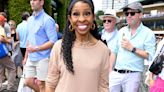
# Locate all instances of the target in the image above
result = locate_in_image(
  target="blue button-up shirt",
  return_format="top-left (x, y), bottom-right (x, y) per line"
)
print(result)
top-left (16, 21), bottom-right (28, 48)
top-left (27, 9), bottom-right (58, 61)
top-left (113, 23), bottom-right (156, 72)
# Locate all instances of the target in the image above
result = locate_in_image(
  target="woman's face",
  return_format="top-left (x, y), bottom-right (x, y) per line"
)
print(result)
top-left (9, 21), bottom-right (16, 31)
top-left (69, 1), bottom-right (95, 36)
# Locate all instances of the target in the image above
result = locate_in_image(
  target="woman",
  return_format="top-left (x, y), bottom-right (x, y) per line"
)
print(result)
top-left (45, 0), bottom-right (110, 92)
top-left (8, 20), bottom-right (18, 54)
top-left (148, 38), bottom-right (164, 92)
top-left (8, 20), bottom-right (23, 78)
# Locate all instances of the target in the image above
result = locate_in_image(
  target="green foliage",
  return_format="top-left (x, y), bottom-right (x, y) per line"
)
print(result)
top-left (56, 0), bottom-right (70, 32)
top-left (44, 0), bottom-right (52, 16)
top-left (95, 10), bottom-right (104, 27)
top-left (8, 0), bottom-right (52, 24)
top-left (8, 0), bottom-right (31, 24)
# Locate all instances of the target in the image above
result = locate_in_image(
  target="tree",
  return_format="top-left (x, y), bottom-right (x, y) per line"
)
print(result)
top-left (95, 10), bottom-right (104, 27)
top-left (0, 0), bottom-right (8, 12)
top-left (56, 0), bottom-right (70, 32)
top-left (8, 0), bottom-right (31, 24)
top-left (8, 0), bottom-right (52, 24)
top-left (44, 0), bottom-right (52, 16)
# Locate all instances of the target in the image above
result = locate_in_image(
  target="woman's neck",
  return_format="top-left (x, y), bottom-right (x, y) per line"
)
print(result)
top-left (75, 34), bottom-right (95, 46)
top-left (76, 34), bottom-right (91, 42)
top-left (11, 30), bottom-right (16, 34)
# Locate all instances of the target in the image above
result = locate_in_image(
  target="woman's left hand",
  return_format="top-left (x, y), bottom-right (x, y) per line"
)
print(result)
top-left (149, 78), bottom-right (154, 87)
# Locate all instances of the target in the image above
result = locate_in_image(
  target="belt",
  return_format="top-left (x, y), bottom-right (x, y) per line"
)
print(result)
top-left (114, 68), bottom-right (136, 74)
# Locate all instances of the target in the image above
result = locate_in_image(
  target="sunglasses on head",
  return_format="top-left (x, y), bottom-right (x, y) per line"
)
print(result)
top-left (103, 20), bottom-right (112, 23)
top-left (124, 11), bottom-right (140, 16)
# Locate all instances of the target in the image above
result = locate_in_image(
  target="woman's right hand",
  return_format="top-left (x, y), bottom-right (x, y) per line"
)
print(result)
top-left (22, 57), bottom-right (27, 66)
top-left (148, 72), bottom-right (155, 86)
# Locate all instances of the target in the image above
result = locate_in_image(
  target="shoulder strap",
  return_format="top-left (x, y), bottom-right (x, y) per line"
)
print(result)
top-left (159, 45), bottom-right (164, 55)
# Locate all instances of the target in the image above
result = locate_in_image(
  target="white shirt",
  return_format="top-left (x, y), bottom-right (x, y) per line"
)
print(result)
top-left (150, 38), bottom-right (164, 80)
top-left (101, 28), bottom-right (118, 52)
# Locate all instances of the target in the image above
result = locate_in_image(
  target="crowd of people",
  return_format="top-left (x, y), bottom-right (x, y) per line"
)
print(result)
top-left (0, 0), bottom-right (164, 92)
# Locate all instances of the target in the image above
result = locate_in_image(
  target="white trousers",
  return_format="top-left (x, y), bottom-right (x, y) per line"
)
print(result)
top-left (109, 71), bottom-right (142, 92)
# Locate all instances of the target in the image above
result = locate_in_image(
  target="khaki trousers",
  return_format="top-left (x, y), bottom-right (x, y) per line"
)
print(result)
top-left (0, 56), bottom-right (16, 90)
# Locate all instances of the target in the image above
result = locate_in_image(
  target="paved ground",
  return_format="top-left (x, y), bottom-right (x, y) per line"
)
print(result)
top-left (1, 78), bottom-right (20, 92)
top-left (1, 67), bottom-right (22, 92)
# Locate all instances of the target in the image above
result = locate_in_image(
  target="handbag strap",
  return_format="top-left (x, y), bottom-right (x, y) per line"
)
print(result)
top-left (159, 45), bottom-right (164, 55)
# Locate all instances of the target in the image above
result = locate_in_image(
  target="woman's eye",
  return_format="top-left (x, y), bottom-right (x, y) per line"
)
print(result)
top-left (72, 12), bottom-right (79, 17)
top-left (84, 12), bottom-right (91, 17)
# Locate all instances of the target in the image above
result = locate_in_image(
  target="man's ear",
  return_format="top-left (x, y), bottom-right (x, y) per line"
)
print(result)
top-left (41, 0), bottom-right (44, 6)
top-left (139, 13), bottom-right (143, 19)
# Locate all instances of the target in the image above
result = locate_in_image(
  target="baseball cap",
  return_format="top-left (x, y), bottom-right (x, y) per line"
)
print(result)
top-left (0, 15), bottom-right (6, 22)
top-left (122, 2), bottom-right (143, 12)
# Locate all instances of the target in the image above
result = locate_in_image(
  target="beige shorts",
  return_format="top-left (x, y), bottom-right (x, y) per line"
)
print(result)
top-left (24, 58), bottom-right (49, 81)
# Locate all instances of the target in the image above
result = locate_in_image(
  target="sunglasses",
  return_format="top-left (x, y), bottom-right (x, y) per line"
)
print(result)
top-left (124, 12), bottom-right (140, 16)
top-left (9, 24), bottom-right (15, 27)
top-left (103, 20), bottom-right (112, 23)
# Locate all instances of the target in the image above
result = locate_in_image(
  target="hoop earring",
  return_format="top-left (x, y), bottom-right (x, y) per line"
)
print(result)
top-left (91, 24), bottom-right (95, 30)
top-left (69, 25), bottom-right (74, 32)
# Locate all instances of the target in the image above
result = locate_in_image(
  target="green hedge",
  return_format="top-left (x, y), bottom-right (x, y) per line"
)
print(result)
top-left (44, 0), bottom-right (52, 16)
top-left (8, 0), bottom-right (31, 24)
top-left (7, 0), bottom-right (68, 32)
top-left (56, 0), bottom-right (70, 32)
top-left (8, 0), bottom-right (51, 24)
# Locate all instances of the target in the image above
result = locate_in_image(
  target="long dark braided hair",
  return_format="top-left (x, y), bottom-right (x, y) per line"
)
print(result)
top-left (61, 0), bottom-right (100, 74)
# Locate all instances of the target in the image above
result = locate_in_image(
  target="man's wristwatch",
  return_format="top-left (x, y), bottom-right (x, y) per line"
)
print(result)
top-left (35, 46), bottom-right (40, 51)
top-left (131, 47), bottom-right (136, 53)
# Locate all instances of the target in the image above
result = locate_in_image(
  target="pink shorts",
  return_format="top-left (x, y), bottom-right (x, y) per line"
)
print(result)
top-left (150, 77), bottom-right (164, 92)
